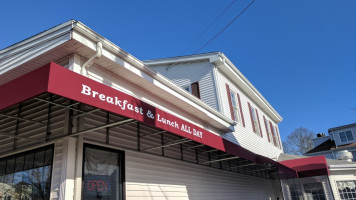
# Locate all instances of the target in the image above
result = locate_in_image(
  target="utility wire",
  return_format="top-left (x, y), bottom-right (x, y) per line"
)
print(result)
top-left (183, 0), bottom-right (237, 54)
top-left (194, 0), bottom-right (256, 54)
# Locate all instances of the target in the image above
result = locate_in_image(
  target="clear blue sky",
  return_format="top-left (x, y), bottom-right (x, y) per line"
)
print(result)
top-left (1, 0), bottom-right (355, 141)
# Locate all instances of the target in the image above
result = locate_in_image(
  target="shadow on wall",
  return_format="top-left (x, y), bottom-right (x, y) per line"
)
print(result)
top-left (125, 151), bottom-right (278, 200)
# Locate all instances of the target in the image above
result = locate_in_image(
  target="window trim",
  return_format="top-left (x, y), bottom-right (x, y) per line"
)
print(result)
top-left (248, 103), bottom-right (261, 136)
top-left (82, 143), bottom-right (126, 200)
top-left (339, 130), bottom-right (354, 143)
top-left (264, 116), bottom-right (272, 143)
top-left (229, 90), bottom-right (242, 124)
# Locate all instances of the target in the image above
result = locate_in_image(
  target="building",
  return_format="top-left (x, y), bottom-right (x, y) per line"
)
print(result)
top-left (278, 153), bottom-right (356, 200)
top-left (144, 52), bottom-right (283, 159)
top-left (0, 20), bottom-right (351, 200)
top-left (0, 20), bottom-right (295, 200)
top-left (305, 123), bottom-right (356, 161)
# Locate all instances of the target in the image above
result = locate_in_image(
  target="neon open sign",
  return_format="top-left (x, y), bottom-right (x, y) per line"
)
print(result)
top-left (87, 180), bottom-right (108, 192)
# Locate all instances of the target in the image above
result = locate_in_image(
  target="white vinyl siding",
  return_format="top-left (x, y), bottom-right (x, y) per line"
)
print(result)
top-left (149, 61), bottom-right (219, 111)
top-left (216, 68), bottom-right (282, 159)
top-left (125, 150), bottom-right (279, 200)
top-left (332, 126), bottom-right (356, 146)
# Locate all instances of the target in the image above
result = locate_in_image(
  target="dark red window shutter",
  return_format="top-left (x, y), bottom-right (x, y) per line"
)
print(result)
top-left (248, 102), bottom-right (255, 133)
top-left (275, 126), bottom-right (282, 149)
top-left (263, 116), bottom-right (270, 142)
top-left (256, 110), bottom-right (262, 137)
top-left (270, 121), bottom-right (277, 146)
top-left (226, 84), bottom-right (235, 121)
top-left (191, 82), bottom-right (200, 99)
top-left (236, 92), bottom-right (245, 127)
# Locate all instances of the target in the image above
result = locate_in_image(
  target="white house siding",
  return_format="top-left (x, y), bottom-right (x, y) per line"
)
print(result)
top-left (329, 170), bottom-right (356, 200)
top-left (149, 61), bottom-right (219, 111)
top-left (330, 126), bottom-right (356, 147)
top-left (216, 69), bottom-right (282, 159)
top-left (125, 150), bottom-right (279, 200)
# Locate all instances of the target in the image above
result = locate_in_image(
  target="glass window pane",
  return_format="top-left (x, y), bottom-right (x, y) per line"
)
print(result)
top-left (24, 154), bottom-right (34, 170)
top-left (340, 132), bottom-right (347, 142)
top-left (303, 183), bottom-right (325, 200)
top-left (230, 91), bottom-right (236, 106)
top-left (0, 146), bottom-right (53, 200)
top-left (15, 156), bottom-right (24, 172)
top-left (0, 161), bottom-right (5, 176)
top-left (44, 149), bottom-right (53, 166)
top-left (6, 159), bottom-right (15, 174)
top-left (346, 131), bottom-right (354, 141)
top-left (83, 146), bottom-right (122, 200)
top-left (34, 151), bottom-right (45, 168)
top-left (337, 181), bottom-right (356, 200)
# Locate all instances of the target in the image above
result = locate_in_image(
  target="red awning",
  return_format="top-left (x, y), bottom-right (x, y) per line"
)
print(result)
top-left (0, 62), bottom-right (297, 178)
top-left (279, 156), bottom-right (329, 177)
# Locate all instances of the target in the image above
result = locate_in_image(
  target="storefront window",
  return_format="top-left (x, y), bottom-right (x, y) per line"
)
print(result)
top-left (0, 145), bottom-right (53, 200)
top-left (303, 182), bottom-right (326, 200)
top-left (289, 185), bottom-right (303, 200)
top-left (337, 181), bottom-right (356, 199)
top-left (83, 145), bottom-right (124, 200)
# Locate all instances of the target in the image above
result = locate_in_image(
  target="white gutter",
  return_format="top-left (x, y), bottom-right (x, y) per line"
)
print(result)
top-left (81, 41), bottom-right (102, 76)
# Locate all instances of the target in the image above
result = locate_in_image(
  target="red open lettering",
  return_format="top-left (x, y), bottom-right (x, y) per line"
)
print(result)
top-left (87, 180), bottom-right (108, 192)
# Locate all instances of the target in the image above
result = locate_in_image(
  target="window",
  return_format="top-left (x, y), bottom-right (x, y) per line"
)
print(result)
top-left (273, 126), bottom-right (280, 148)
top-left (303, 182), bottom-right (326, 200)
top-left (265, 117), bottom-right (273, 143)
top-left (249, 105), bottom-right (261, 136)
top-left (83, 144), bottom-right (124, 200)
top-left (183, 85), bottom-right (191, 93)
top-left (289, 185), bottom-right (303, 200)
top-left (0, 145), bottom-right (53, 200)
top-left (182, 82), bottom-right (200, 98)
top-left (230, 90), bottom-right (242, 123)
top-left (337, 180), bottom-right (356, 199)
top-left (339, 131), bottom-right (354, 143)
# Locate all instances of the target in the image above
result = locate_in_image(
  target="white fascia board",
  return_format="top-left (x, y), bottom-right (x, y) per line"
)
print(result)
top-left (71, 22), bottom-right (235, 131)
top-left (217, 53), bottom-right (282, 123)
top-left (143, 52), bottom-right (220, 65)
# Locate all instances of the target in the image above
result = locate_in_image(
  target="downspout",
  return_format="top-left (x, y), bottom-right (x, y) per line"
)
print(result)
top-left (81, 41), bottom-right (103, 76)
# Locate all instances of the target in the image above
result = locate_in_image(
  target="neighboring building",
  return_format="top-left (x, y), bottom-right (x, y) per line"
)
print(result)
top-left (278, 153), bottom-right (356, 200)
top-left (305, 123), bottom-right (356, 161)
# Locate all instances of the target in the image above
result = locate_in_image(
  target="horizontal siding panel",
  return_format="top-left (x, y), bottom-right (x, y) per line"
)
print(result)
top-left (217, 70), bottom-right (282, 159)
top-left (150, 61), bottom-right (219, 111)
top-left (126, 150), bottom-right (277, 200)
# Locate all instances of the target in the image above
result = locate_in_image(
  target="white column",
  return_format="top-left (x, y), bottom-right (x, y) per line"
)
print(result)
top-left (74, 135), bottom-right (83, 200)
top-left (59, 137), bottom-right (77, 200)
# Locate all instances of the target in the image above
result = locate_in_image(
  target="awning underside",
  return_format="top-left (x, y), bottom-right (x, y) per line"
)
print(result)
top-left (0, 92), bottom-right (280, 179)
